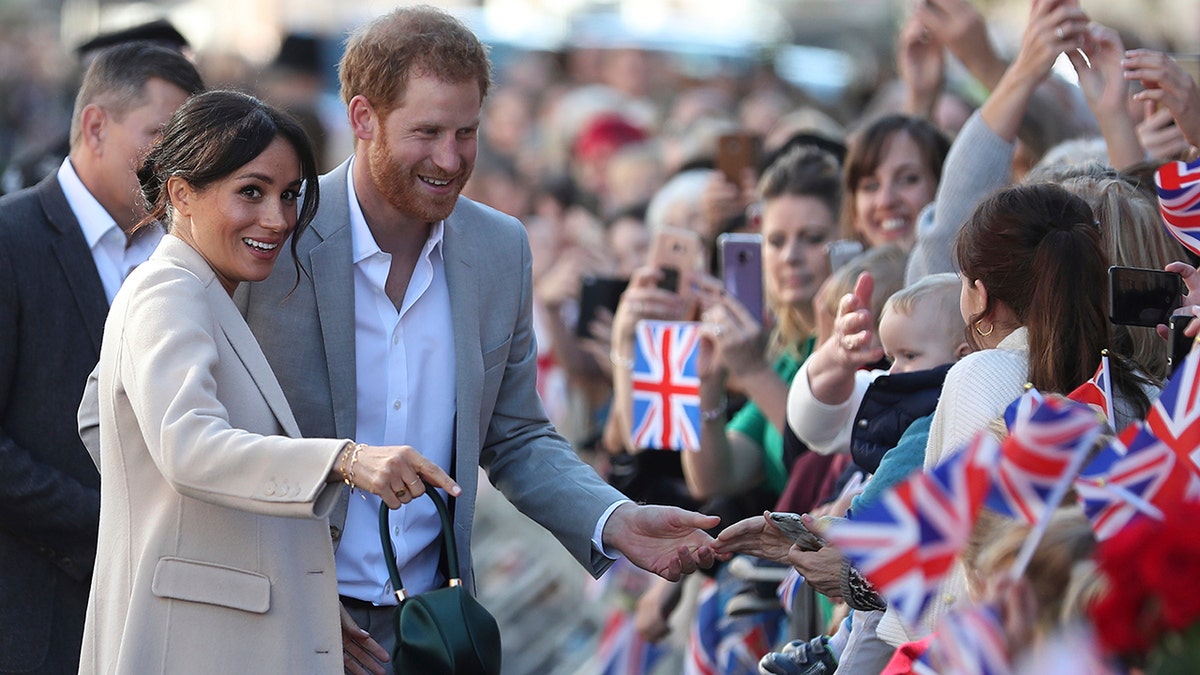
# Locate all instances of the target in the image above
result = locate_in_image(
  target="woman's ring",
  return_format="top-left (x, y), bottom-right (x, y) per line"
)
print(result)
top-left (713, 325), bottom-right (723, 337)
top-left (1055, 25), bottom-right (1065, 40)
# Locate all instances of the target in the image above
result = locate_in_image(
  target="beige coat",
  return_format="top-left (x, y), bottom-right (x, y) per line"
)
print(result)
top-left (80, 235), bottom-right (347, 674)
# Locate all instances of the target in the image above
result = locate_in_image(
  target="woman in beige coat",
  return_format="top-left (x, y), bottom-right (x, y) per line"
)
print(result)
top-left (80, 91), bottom-right (458, 674)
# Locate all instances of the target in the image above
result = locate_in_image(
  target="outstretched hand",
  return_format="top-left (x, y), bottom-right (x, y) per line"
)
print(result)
top-left (603, 503), bottom-right (721, 581)
top-left (712, 511), bottom-right (794, 565)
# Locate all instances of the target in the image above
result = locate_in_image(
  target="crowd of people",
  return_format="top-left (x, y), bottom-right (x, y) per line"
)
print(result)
top-left (2, 0), bottom-right (1200, 673)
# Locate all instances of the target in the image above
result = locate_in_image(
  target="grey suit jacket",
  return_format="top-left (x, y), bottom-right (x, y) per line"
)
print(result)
top-left (81, 235), bottom-right (345, 674)
top-left (237, 159), bottom-right (626, 591)
top-left (0, 174), bottom-right (105, 673)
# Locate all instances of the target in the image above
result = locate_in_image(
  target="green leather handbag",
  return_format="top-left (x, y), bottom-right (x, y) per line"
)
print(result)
top-left (378, 486), bottom-right (502, 674)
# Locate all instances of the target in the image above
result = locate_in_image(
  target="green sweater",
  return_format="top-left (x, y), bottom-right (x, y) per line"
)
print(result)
top-left (726, 336), bottom-right (815, 495)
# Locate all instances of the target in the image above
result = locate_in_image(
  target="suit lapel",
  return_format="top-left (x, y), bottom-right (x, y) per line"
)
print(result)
top-left (442, 206), bottom-right (482, 561)
top-left (40, 177), bottom-right (108, 355)
top-left (307, 161), bottom-right (359, 440)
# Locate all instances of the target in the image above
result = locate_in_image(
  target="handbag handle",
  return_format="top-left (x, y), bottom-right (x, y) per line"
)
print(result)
top-left (378, 484), bottom-right (461, 602)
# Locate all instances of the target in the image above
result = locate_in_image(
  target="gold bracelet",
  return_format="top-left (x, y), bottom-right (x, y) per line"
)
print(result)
top-left (339, 442), bottom-right (355, 486)
top-left (346, 443), bottom-right (366, 490)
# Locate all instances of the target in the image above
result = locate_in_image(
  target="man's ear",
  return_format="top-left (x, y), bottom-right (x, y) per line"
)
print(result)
top-left (79, 104), bottom-right (107, 156)
top-left (347, 95), bottom-right (379, 142)
top-left (165, 176), bottom-right (192, 218)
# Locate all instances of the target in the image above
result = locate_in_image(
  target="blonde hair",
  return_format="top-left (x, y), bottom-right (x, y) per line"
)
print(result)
top-left (882, 273), bottom-right (965, 348)
top-left (971, 506), bottom-right (1096, 634)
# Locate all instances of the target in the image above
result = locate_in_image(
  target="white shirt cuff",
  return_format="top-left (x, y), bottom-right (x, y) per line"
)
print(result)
top-left (592, 499), bottom-right (633, 559)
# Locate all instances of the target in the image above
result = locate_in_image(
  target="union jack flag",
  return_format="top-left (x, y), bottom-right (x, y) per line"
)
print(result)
top-left (631, 321), bottom-right (702, 451)
top-left (985, 393), bottom-right (1102, 524)
top-left (927, 603), bottom-right (1013, 675)
top-left (1144, 340), bottom-right (1200, 475)
top-left (1156, 156), bottom-right (1200, 256)
top-left (824, 432), bottom-right (998, 625)
top-left (1068, 354), bottom-right (1114, 424)
top-left (596, 609), bottom-right (666, 675)
top-left (776, 567), bottom-right (802, 613)
top-left (1074, 422), bottom-right (1200, 541)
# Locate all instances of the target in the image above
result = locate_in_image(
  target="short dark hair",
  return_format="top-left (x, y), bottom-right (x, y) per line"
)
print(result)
top-left (70, 42), bottom-right (204, 147)
top-left (137, 90), bottom-right (319, 278)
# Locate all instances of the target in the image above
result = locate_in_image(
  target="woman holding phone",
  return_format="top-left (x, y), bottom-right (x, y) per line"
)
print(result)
top-left (81, 91), bottom-right (459, 674)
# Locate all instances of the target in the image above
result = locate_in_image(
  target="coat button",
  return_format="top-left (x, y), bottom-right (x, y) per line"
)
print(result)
top-left (857, 419), bottom-right (869, 428)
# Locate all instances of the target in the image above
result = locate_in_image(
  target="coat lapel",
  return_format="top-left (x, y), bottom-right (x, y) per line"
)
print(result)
top-left (40, 177), bottom-right (108, 355)
top-left (159, 236), bottom-right (304, 437)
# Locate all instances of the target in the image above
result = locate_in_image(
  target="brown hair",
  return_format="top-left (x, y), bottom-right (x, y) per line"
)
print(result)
top-left (955, 183), bottom-right (1114, 397)
top-left (338, 5), bottom-right (492, 115)
top-left (137, 90), bottom-right (319, 285)
top-left (841, 114), bottom-right (949, 242)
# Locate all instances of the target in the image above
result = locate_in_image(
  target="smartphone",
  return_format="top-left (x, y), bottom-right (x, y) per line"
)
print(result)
top-left (718, 232), bottom-right (764, 324)
top-left (767, 512), bottom-right (827, 552)
top-left (1108, 266), bottom-right (1184, 327)
top-left (575, 276), bottom-right (628, 339)
top-left (649, 226), bottom-right (703, 297)
top-left (825, 239), bottom-right (864, 274)
top-left (716, 132), bottom-right (763, 185)
top-left (1169, 314), bottom-right (1196, 373)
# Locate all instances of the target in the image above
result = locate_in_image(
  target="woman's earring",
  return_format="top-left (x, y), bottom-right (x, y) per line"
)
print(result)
top-left (974, 320), bottom-right (994, 337)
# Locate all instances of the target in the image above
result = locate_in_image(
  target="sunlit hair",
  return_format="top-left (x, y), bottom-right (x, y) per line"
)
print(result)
top-left (136, 90), bottom-right (319, 283)
top-left (69, 42), bottom-right (204, 148)
top-left (840, 114), bottom-right (949, 243)
top-left (882, 272), bottom-right (964, 345)
top-left (1030, 164), bottom-right (1191, 381)
top-left (338, 5), bottom-right (491, 116)
top-left (973, 506), bottom-right (1096, 634)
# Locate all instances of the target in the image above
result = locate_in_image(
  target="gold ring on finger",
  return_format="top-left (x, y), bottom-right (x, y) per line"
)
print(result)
top-left (395, 488), bottom-right (407, 498)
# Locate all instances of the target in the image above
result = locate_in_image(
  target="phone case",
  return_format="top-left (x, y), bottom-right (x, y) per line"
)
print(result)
top-left (716, 133), bottom-right (762, 185)
top-left (768, 512), bottom-right (827, 551)
top-left (649, 226), bottom-right (703, 299)
top-left (718, 233), bottom-right (764, 324)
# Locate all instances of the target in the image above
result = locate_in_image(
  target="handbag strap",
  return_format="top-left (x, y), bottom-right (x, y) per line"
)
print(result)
top-left (378, 484), bottom-right (461, 602)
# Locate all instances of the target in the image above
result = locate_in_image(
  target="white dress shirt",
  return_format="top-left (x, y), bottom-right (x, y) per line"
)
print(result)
top-left (58, 158), bottom-right (162, 303)
top-left (335, 162), bottom-right (457, 604)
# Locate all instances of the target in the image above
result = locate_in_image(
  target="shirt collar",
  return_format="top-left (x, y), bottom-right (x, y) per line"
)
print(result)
top-left (57, 157), bottom-right (119, 248)
top-left (346, 156), bottom-right (444, 265)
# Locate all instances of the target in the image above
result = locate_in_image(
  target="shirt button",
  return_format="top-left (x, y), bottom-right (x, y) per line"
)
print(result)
top-left (393, 527), bottom-right (401, 536)
top-left (392, 334), bottom-right (400, 345)
top-left (393, 400), bottom-right (402, 410)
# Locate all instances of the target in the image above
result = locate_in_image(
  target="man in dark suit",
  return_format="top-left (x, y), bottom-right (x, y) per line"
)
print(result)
top-left (0, 44), bottom-right (202, 673)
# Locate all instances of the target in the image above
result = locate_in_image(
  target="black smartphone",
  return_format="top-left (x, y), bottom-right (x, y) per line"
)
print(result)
top-left (1108, 266), bottom-right (1184, 328)
top-left (575, 276), bottom-right (628, 339)
top-left (1169, 314), bottom-right (1196, 373)
top-left (718, 232), bottom-right (764, 324)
